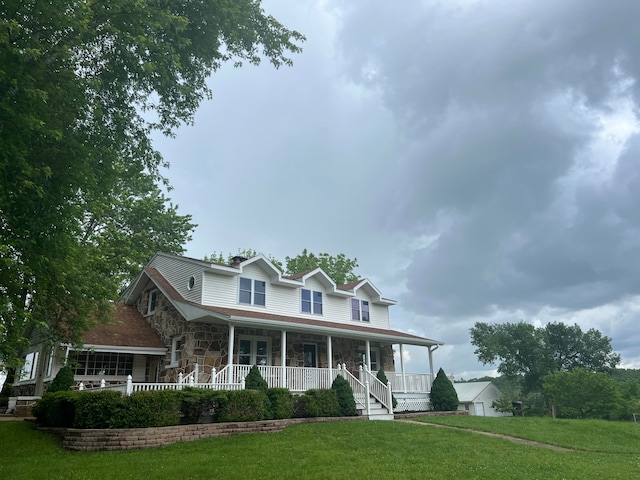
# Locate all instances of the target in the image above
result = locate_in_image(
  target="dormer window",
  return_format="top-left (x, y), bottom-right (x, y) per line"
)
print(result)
top-left (351, 299), bottom-right (370, 322)
top-left (148, 290), bottom-right (158, 315)
top-left (239, 277), bottom-right (266, 306)
top-left (301, 289), bottom-right (323, 314)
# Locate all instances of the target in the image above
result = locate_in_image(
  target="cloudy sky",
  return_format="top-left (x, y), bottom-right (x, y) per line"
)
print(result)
top-left (153, 0), bottom-right (640, 379)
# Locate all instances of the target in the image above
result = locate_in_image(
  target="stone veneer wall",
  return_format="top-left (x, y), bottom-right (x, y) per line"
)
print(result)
top-left (137, 287), bottom-right (396, 382)
top-left (59, 416), bottom-right (366, 451)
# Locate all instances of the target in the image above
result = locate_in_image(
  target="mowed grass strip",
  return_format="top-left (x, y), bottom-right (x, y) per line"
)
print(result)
top-left (415, 415), bottom-right (640, 454)
top-left (0, 419), bottom-right (638, 479)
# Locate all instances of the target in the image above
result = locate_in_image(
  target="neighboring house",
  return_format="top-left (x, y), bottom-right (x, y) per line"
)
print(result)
top-left (14, 252), bottom-right (444, 416)
top-left (453, 381), bottom-right (511, 417)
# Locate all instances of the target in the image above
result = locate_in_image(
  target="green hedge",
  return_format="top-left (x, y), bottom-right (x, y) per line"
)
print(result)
top-left (32, 390), bottom-right (82, 427)
top-left (267, 388), bottom-right (293, 419)
top-left (219, 390), bottom-right (265, 422)
top-left (293, 389), bottom-right (340, 418)
top-left (179, 387), bottom-right (229, 423)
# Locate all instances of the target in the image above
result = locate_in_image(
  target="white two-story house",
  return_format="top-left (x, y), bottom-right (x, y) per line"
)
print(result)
top-left (14, 252), bottom-right (444, 415)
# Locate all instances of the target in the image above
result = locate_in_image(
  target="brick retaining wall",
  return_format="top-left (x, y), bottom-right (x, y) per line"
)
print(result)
top-left (56, 416), bottom-right (366, 451)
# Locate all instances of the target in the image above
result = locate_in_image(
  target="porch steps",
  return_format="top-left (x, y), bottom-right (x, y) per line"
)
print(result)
top-left (355, 394), bottom-right (394, 421)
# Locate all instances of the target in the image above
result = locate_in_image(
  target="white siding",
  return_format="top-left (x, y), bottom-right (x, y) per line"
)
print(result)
top-left (149, 255), bottom-right (204, 303)
top-left (160, 257), bottom-right (394, 329)
top-left (132, 355), bottom-right (146, 382)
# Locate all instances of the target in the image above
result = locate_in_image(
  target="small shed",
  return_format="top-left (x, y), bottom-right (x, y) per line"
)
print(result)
top-left (453, 381), bottom-right (511, 417)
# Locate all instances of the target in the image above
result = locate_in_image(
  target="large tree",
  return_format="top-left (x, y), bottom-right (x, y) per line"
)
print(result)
top-left (470, 321), bottom-right (620, 394)
top-left (205, 248), bottom-right (359, 285)
top-left (0, 1), bottom-right (304, 371)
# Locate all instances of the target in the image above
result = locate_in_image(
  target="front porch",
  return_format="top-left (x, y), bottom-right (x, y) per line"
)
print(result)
top-left (85, 364), bottom-right (433, 416)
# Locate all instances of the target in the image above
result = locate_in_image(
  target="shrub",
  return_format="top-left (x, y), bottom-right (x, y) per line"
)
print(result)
top-left (430, 368), bottom-right (459, 411)
top-left (292, 393), bottom-right (316, 418)
top-left (245, 365), bottom-right (268, 392)
top-left (244, 366), bottom-right (272, 418)
top-left (267, 388), bottom-right (293, 419)
top-left (219, 390), bottom-right (265, 422)
top-left (332, 375), bottom-right (356, 416)
top-left (179, 388), bottom-right (228, 423)
top-left (376, 369), bottom-right (398, 409)
top-left (74, 390), bottom-right (127, 428)
top-left (47, 365), bottom-right (74, 393)
top-left (124, 390), bottom-right (181, 427)
top-left (32, 390), bottom-right (82, 427)
top-left (294, 389), bottom-right (340, 418)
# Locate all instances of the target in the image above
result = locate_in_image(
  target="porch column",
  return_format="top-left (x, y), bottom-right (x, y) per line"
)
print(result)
top-left (365, 339), bottom-right (371, 371)
top-left (281, 329), bottom-right (287, 388)
top-left (428, 345), bottom-right (436, 379)
top-left (227, 324), bottom-right (235, 384)
top-left (327, 335), bottom-right (333, 378)
top-left (399, 344), bottom-right (407, 393)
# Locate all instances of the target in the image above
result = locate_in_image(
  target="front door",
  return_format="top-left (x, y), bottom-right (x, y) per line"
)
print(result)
top-left (303, 343), bottom-right (317, 367)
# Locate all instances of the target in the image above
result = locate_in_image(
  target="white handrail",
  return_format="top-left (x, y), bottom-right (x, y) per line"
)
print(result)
top-left (360, 365), bottom-right (393, 414)
top-left (336, 364), bottom-right (367, 410)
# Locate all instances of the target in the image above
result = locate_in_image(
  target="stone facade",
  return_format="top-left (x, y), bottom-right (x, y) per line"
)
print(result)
top-left (136, 286), bottom-right (396, 382)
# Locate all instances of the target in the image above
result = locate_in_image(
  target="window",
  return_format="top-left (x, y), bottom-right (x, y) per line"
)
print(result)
top-left (301, 289), bottom-right (323, 314)
top-left (303, 343), bottom-right (317, 367)
top-left (351, 299), bottom-right (370, 322)
top-left (20, 351), bottom-right (39, 381)
top-left (68, 351), bottom-right (134, 377)
top-left (358, 347), bottom-right (379, 371)
top-left (187, 276), bottom-right (195, 290)
top-left (148, 290), bottom-right (158, 314)
top-left (238, 336), bottom-right (271, 365)
top-left (170, 337), bottom-right (182, 366)
top-left (239, 277), bottom-right (266, 306)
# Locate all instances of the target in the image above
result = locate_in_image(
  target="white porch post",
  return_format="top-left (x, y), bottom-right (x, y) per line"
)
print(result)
top-left (227, 324), bottom-right (235, 384)
top-left (281, 329), bottom-right (287, 388)
top-left (327, 335), bottom-right (333, 379)
top-left (365, 339), bottom-right (371, 371)
top-left (428, 346), bottom-right (435, 379)
top-left (399, 343), bottom-right (407, 393)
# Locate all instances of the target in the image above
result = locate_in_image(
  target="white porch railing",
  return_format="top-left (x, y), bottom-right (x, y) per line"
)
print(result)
top-left (77, 365), bottom-right (423, 415)
top-left (385, 372), bottom-right (432, 393)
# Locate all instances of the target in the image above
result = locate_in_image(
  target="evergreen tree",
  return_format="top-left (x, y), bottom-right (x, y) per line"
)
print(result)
top-left (430, 368), bottom-right (459, 411)
top-left (47, 365), bottom-right (75, 393)
top-left (332, 375), bottom-right (356, 416)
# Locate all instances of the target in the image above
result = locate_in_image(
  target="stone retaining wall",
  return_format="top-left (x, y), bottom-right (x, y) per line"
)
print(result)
top-left (56, 416), bottom-right (366, 451)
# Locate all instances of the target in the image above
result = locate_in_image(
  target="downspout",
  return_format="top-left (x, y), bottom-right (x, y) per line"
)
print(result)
top-left (428, 345), bottom-right (439, 381)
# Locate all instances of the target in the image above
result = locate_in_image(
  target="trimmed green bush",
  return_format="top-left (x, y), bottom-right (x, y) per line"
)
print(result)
top-left (32, 390), bottom-right (82, 427)
top-left (267, 388), bottom-right (293, 419)
top-left (245, 365), bottom-right (268, 392)
top-left (430, 368), bottom-right (459, 411)
top-left (376, 369), bottom-right (398, 409)
top-left (293, 389), bottom-right (340, 418)
top-left (332, 375), bottom-right (356, 416)
top-left (179, 388), bottom-right (228, 423)
top-left (124, 390), bottom-right (181, 427)
top-left (74, 390), bottom-right (127, 428)
top-left (47, 365), bottom-right (74, 393)
top-left (219, 390), bottom-right (265, 422)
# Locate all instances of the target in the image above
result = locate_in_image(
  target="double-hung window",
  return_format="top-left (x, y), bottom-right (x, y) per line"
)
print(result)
top-left (147, 290), bottom-right (158, 314)
top-left (301, 289), bottom-right (323, 314)
top-left (239, 278), bottom-right (266, 306)
top-left (351, 299), bottom-right (370, 322)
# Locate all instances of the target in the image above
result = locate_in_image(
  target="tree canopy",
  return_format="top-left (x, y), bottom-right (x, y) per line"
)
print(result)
top-left (0, 1), bottom-right (304, 370)
top-left (205, 248), bottom-right (359, 285)
top-left (430, 368), bottom-right (459, 411)
top-left (470, 321), bottom-right (620, 394)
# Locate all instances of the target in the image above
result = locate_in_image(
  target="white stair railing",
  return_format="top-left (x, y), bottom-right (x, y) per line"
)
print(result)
top-left (359, 365), bottom-right (393, 414)
top-left (336, 364), bottom-right (367, 410)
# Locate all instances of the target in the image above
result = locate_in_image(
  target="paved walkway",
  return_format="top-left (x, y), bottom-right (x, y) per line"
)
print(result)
top-left (396, 419), bottom-right (575, 452)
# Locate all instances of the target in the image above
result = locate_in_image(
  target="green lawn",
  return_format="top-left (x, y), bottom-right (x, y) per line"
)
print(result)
top-left (0, 417), bottom-right (638, 479)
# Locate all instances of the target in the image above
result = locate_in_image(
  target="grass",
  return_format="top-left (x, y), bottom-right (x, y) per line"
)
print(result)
top-left (416, 415), bottom-right (640, 454)
top-left (0, 418), bottom-right (638, 479)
